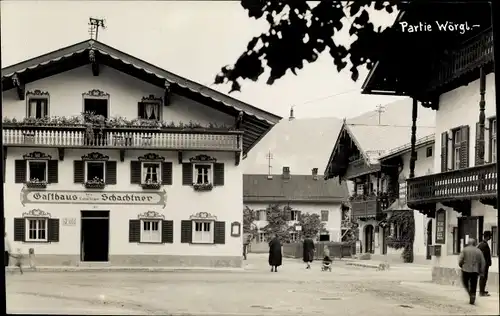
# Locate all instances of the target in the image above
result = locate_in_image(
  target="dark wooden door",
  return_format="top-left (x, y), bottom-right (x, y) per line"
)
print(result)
top-left (426, 221), bottom-right (432, 260)
top-left (365, 225), bottom-right (374, 253)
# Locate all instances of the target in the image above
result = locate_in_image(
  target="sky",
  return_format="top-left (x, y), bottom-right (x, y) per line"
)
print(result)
top-left (1, 1), bottom-right (404, 120)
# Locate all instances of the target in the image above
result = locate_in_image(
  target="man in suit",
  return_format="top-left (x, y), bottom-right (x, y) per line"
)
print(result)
top-left (459, 238), bottom-right (486, 305)
top-left (477, 231), bottom-right (492, 296)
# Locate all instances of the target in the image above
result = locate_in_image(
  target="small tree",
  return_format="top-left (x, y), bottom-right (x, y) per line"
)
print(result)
top-left (291, 213), bottom-right (324, 240)
top-left (262, 204), bottom-right (290, 243)
top-left (243, 206), bottom-right (258, 241)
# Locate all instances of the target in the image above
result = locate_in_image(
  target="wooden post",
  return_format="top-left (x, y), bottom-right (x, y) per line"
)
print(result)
top-left (492, 1), bottom-right (500, 211)
top-left (409, 98), bottom-right (418, 179)
top-left (478, 67), bottom-right (486, 164)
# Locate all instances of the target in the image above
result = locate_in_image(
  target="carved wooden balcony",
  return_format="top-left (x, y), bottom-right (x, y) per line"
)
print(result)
top-left (427, 28), bottom-right (493, 91)
top-left (349, 194), bottom-right (392, 219)
top-left (406, 163), bottom-right (497, 205)
top-left (2, 124), bottom-right (242, 152)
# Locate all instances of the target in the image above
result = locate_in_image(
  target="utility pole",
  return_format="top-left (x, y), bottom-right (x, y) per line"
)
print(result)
top-left (266, 150), bottom-right (273, 176)
top-left (375, 105), bottom-right (385, 125)
top-left (88, 17), bottom-right (106, 41)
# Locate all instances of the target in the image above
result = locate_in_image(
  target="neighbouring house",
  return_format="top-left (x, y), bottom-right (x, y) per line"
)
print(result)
top-left (376, 134), bottom-right (435, 264)
top-left (323, 98), bottom-right (435, 262)
top-left (2, 39), bottom-right (280, 268)
top-left (243, 167), bottom-right (349, 252)
top-left (361, 2), bottom-right (498, 287)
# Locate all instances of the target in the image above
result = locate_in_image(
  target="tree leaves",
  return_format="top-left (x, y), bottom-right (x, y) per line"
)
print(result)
top-left (214, 0), bottom-right (403, 92)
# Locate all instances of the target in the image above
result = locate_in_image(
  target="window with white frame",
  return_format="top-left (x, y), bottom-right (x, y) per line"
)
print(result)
top-left (142, 162), bottom-right (161, 183)
top-left (192, 221), bottom-right (214, 244)
top-left (26, 218), bottom-right (48, 242)
top-left (290, 210), bottom-right (300, 221)
top-left (140, 219), bottom-right (161, 243)
top-left (28, 98), bottom-right (49, 118)
top-left (490, 118), bottom-right (497, 162)
top-left (193, 164), bottom-right (212, 185)
top-left (453, 129), bottom-right (461, 169)
top-left (27, 160), bottom-right (48, 182)
top-left (86, 161), bottom-right (105, 181)
top-left (290, 232), bottom-right (298, 242)
top-left (258, 232), bottom-right (266, 243)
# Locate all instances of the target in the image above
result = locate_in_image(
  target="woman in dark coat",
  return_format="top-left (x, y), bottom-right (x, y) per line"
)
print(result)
top-left (268, 234), bottom-right (282, 272)
top-left (303, 235), bottom-right (315, 269)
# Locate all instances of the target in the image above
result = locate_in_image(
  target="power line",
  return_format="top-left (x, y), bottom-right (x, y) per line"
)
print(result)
top-left (295, 88), bottom-right (360, 107)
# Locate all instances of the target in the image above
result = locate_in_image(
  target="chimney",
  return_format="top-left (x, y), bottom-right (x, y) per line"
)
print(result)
top-left (289, 106), bottom-right (295, 121)
top-left (282, 166), bottom-right (291, 180)
top-left (312, 168), bottom-right (318, 180)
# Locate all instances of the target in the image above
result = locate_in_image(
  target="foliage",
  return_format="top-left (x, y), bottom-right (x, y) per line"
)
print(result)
top-left (262, 204), bottom-right (291, 243)
top-left (291, 213), bottom-right (324, 239)
top-left (386, 210), bottom-right (415, 263)
top-left (243, 206), bottom-right (258, 241)
top-left (214, 0), bottom-right (403, 92)
top-left (2, 114), bottom-right (233, 131)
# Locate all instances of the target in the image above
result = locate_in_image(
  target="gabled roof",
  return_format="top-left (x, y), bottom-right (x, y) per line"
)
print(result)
top-left (1, 39), bottom-right (281, 154)
top-left (378, 134), bottom-right (435, 161)
top-left (243, 116), bottom-right (343, 175)
top-left (243, 174), bottom-right (348, 203)
top-left (324, 98), bottom-right (436, 178)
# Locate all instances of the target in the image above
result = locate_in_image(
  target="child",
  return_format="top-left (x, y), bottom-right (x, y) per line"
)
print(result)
top-left (11, 248), bottom-right (24, 275)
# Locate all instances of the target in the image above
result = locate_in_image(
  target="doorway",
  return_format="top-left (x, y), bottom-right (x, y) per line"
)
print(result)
top-left (84, 98), bottom-right (108, 118)
top-left (364, 225), bottom-right (374, 253)
top-left (458, 216), bottom-right (484, 249)
top-left (81, 211), bottom-right (109, 262)
top-left (426, 220), bottom-right (432, 260)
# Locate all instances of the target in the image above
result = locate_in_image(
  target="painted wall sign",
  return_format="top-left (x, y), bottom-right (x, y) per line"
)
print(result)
top-left (62, 218), bottom-right (77, 226)
top-left (435, 209), bottom-right (446, 244)
top-left (231, 221), bottom-right (241, 237)
top-left (21, 187), bottom-right (166, 208)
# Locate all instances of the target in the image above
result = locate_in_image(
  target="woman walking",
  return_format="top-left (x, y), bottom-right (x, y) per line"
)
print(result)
top-left (268, 234), bottom-right (282, 272)
top-left (303, 235), bottom-right (315, 269)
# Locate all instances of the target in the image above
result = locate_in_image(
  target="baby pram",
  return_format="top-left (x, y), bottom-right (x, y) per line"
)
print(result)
top-left (321, 256), bottom-right (332, 272)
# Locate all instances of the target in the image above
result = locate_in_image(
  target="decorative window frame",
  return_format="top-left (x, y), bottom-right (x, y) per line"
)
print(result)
top-left (82, 89), bottom-right (110, 116)
top-left (23, 152), bottom-right (51, 188)
top-left (26, 90), bottom-right (50, 118)
top-left (82, 152), bottom-right (108, 188)
top-left (139, 153), bottom-right (164, 188)
top-left (190, 155), bottom-right (216, 191)
top-left (230, 221), bottom-right (241, 237)
top-left (138, 211), bottom-right (165, 244)
top-left (22, 209), bottom-right (51, 243)
top-left (190, 212), bottom-right (217, 244)
top-left (138, 95), bottom-right (163, 121)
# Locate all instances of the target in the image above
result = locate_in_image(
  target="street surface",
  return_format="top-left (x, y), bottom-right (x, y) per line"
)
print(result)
top-left (6, 254), bottom-right (499, 315)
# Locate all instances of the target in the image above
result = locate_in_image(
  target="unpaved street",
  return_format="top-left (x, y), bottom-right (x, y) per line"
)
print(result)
top-left (6, 255), bottom-right (499, 315)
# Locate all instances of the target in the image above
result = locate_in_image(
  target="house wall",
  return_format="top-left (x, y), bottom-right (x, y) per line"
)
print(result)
top-left (244, 201), bottom-right (343, 251)
top-left (430, 74), bottom-right (498, 286)
top-left (4, 148), bottom-right (242, 267)
top-left (2, 65), bottom-right (234, 126)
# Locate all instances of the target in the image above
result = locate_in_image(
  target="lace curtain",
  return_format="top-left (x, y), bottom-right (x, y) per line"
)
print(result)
top-left (144, 103), bottom-right (158, 120)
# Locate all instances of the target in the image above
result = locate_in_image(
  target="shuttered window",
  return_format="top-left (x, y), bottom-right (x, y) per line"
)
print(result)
top-left (14, 217), bottom-right (59, 243)
top-left (183, 162), bottom-right (224, 189)
top-left (181, 220), bottom-right (225, 244)
top-left (452, 129), bottom-right (461, 170)
top-left (74, 160), bottom-right (116, 186)
top-left (450, 125), bottom-right (470, 170)
top-left (321, 210), bottom-right (329, 222)
top-left (440, 132), bottom-right (449, 172)
top-left (128, 219), bottom-right (173, 244)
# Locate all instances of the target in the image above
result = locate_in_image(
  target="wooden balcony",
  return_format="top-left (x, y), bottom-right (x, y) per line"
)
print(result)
top-left (406, 163), bottom-right (497, 205)
top-left (350, 194), bottom-right (392, 219)
top-left (427, 28), bottom-right (493, 91)
top-left (2, 125), bottom-right (242, 151)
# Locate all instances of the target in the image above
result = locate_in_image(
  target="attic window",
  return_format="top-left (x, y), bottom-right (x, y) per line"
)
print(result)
top-left (26, 90), bottom-right (50, 119)
top-left (138, 95), bottom-right (162, 120)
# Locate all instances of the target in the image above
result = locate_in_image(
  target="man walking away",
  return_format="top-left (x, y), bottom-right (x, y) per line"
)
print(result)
top-left (458, 238), bottom-right (486, 305)
top-left (303, 235), bottom-right (315, 269)
top-left (478, 231), bottom-right (492, 296)
top-left (243, 235), bottom-right (251, 260)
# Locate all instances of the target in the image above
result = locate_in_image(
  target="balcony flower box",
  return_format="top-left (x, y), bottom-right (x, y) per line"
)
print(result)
top-left (84, 177), bottom-right (105, 189)
top-left (141, 180), bottom-right (162, 190)
top-left (26, 179), bottom-right (47, 189)
top-left (193, 183), bottom-right (213, 192)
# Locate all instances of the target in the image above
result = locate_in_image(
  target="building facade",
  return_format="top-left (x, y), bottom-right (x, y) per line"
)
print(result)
top-left (2, 39), bottom-right (280, 268)
top-left (361, 2), bottom-right (498, 287)
top-left (243, 167), bottom-right (349, 252)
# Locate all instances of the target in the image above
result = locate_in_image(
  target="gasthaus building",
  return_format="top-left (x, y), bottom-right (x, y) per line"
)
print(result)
top-left (361, 3), bottom-right (498, 287)
top-left (2, 39), bottom-right (280, 268)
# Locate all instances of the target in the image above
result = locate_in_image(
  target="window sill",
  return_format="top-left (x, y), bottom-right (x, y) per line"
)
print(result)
top-left (191, 241), bottom-right (215, 245)
top-left (138, 241), bottom-right (163, 244)
top-left (23, 240), bottom-right (50, 243)
top-left (26, 182), bottom-right (48, 189)
top-left (141, 183), bottom-right (162, 190)
top-left (193, 183), bottom-right (213, 192)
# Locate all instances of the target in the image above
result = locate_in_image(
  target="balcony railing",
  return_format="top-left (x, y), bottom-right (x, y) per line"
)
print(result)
top-left (407, 163), bottom-right (497, 205)
top-left (2, 125), bottom-right (242, 151)
top-left (349, 194), bottom-right (393, 219)
top-left (428, 28), bottom-right (493, 90)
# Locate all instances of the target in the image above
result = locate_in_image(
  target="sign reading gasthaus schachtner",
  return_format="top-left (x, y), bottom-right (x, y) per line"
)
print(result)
top-left (21, 188), bottom-right (166, 207)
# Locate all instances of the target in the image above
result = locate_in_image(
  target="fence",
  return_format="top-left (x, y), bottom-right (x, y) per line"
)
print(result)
top-left (282, 241), bottom-right (355, 260)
